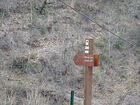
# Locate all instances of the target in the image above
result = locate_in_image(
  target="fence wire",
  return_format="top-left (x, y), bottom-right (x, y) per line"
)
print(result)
top-left (0, 0), bottom-right (139, 105)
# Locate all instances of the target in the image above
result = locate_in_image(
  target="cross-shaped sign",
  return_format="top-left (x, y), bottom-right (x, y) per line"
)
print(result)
top-left (73, 38), bottom-right (99, 105)
top-left (73, 54), bottom-right (99, 66)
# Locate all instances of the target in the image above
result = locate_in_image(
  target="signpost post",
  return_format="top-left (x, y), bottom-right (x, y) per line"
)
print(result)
top-left (70, 90), bottom-right (74, 105)
top-left (73, 38), bottom-right (99, 105)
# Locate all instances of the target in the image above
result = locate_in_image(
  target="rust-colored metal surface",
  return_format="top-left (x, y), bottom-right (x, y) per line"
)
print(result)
top-left (94, 54), bottom-right (99, 66)
top-left (73, 54), bottom-right (99, 67)
top-left (73, 54), bottom-right (94, 66)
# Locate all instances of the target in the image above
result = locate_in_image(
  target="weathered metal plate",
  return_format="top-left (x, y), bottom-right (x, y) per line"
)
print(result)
top-left (94, 54), bottom-right (99, 66)
top-left (73, 54), bottom-right (94, 66)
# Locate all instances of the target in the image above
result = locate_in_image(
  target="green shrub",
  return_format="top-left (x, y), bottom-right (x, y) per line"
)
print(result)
top-left (31, 13), bottom-right (38, 25)
top-left (100, 54), bottom-right (115, 66)
top-left (108, 58), bottom-right (115, 65)
top-left (39, 3), bottom-right (53, 17)
top-left (0, 11), bottom-right (4, 19)
top-left (30, 2), bottom-right (40, 25)
top-left (41, 5), bottom-right (50, 17)
top-left (40, 25), bottom-right (46, 34)
top-left (94, 67), bottom-right (101, 77)
top-left (107, 88), bottom-right (114, 94)
top-left (74, 2), bottom-right (81, 11)
top-left (0, 9), bottom-right (7, 19)
top-left (136, 74), bottom-right (140, 81)
top-left (0, 99), bottom-right (4, 105)
top-left (27, 40), bottom-right (41, 48)
top-left (11, 57), bottom-right (28, 73)
top-left (10, 54), bottom-right (40, 74)
top-left (88, 4), bottom-right (94, 11)
top-left (30, 2), bottom-right (54, 25)
top-left (119, 71), bottom-right (127, 79)
top-left (135, 47), bottom-right (140, 54)
top-left (135, 47), bottom-right (140, 61)
top-left (6, 86), bottom-right (27, 98)
top-left (129, 28), bottom-right (140, 47)
top-left (95, 37), bottom-right (108, 48)
top-left (113, 41), bottom-right (123, 50)
top-left (28, 53), bottom-right (37, 61)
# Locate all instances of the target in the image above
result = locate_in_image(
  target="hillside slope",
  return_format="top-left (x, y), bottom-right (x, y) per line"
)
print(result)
top-left (0, 0), bottom-right (140, 105)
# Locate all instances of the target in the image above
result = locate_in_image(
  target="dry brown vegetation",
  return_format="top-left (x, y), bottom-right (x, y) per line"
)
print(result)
top-left (0, 0), bottom-right (140, 105)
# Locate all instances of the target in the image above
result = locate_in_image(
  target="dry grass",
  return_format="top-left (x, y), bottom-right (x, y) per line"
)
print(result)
top-left (0, 70), bottom-right (66, 105)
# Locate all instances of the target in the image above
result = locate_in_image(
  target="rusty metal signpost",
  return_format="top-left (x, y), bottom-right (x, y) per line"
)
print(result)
top-left (73, 38), bottom-right (99, 105)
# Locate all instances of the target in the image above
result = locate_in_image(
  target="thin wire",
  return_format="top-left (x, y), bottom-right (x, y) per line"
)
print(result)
top-left (58, 0), bottom-right (137, 47)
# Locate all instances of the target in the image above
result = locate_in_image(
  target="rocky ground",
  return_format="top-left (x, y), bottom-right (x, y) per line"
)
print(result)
top-left (0, 0), bottom-right (140, 105)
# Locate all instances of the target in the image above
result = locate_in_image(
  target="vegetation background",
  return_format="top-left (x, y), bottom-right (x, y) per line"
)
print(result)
top-left (0, 0), bottom-right (140, 105)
